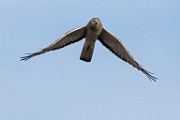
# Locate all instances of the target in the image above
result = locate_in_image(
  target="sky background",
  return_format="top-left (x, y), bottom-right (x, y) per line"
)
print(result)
top-left (0, 0), bottom-right (180, 120)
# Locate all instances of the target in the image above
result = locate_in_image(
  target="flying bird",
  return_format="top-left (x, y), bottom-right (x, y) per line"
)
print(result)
top-left (21, 18), bottom-right (157, 81)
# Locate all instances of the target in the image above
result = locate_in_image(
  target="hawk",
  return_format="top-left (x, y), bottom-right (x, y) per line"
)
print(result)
top-left (21, 18), bottom-right (157, 81)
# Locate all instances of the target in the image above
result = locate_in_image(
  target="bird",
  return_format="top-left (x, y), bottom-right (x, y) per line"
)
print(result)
top-left (20, 18), bottom-right (157, 81)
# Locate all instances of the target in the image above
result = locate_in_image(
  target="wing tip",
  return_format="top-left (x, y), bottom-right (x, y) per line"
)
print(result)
top-left (142, 69), bottom-right (158, 82)
top-left (20, 53), bottom-right (36, 61)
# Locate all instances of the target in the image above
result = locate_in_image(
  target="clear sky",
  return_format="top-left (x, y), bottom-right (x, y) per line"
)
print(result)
top-left (0, 0), bottom-right (180, 120)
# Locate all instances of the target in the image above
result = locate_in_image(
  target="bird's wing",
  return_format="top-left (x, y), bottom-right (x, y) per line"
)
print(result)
top-left (21, 26), bottom-right (86, 61)
top-left (98, 27), bottom-right (157, 81)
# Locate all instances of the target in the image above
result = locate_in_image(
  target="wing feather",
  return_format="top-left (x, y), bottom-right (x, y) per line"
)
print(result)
top-left (21, 26), bottom-right (86, 61)
top-left (98, 28), bottom-right (157, 81)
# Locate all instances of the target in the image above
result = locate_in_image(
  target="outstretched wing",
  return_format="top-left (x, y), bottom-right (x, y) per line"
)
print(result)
top-left (21, 26), bottom-right (86, 61)
top-left (98, 28), bottom-right (157, 81)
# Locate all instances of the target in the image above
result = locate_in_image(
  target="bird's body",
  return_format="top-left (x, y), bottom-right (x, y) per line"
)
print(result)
top-left (80, 19), bottom-right (103, 62)
top-left (21, 18), bottom-right (157, 81)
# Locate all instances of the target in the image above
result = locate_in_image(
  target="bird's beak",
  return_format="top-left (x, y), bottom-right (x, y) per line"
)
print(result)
top-left (94, 19), bottom-right (99, 24)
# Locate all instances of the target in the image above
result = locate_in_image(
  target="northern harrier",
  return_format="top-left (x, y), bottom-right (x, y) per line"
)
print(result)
top-left (21, 18), bottom-right (157, 81)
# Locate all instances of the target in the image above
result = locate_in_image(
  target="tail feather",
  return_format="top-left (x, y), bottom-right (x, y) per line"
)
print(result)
top-left (80, 41), bottom-right (95, 62)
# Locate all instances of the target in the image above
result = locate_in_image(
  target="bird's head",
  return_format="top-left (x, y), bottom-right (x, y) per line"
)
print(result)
top-left (89, 18), bottom-right (102, 30)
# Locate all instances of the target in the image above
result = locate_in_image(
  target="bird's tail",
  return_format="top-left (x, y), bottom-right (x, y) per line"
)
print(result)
top-left (80, 41), bottom-right (95, 62)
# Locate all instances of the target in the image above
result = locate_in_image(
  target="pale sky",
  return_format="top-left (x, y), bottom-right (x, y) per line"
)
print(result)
top-left (0, 0), bottom-right (180, 120)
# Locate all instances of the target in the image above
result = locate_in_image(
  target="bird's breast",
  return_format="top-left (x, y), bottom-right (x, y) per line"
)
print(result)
top-left (86, 27), bottom-right (102, 42)
top-left (86, 31), bottom-right (99, 42)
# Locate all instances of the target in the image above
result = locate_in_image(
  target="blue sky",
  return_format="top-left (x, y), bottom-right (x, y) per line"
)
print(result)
top-left (0, 0), bottom-right (180, 120)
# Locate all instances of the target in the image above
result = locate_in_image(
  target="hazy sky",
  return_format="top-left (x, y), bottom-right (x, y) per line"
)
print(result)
top-left (0, 0), bottom-right (180, 120)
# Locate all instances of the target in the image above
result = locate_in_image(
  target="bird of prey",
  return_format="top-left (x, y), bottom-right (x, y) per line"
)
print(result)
top-left (21, 18), bottom-right (157, 81)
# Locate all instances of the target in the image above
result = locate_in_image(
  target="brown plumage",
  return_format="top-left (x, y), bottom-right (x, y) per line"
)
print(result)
top-left (21, 18), bottom-right (157, 81)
